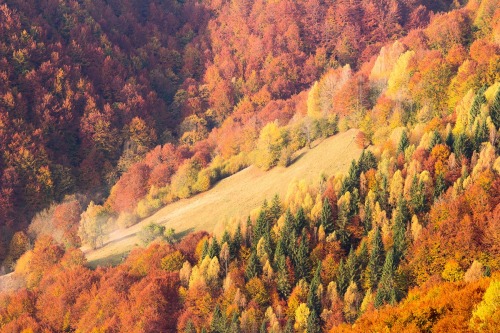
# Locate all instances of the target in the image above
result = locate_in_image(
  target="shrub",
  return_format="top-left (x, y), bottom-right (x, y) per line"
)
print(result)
top-left (138, 223), bottom-right (166, 245)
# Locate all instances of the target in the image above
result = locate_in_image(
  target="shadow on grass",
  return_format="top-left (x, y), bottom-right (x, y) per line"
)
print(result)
top-left (88, 251), bottom-right (129, 269)
top-left (87, 227), bottom-right (195, 269)
top-left (174, 227), bottom-right (194, 241)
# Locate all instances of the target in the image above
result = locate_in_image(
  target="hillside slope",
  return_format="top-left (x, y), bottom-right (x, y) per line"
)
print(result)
top-left (86, 129), bottom-right (362, 266)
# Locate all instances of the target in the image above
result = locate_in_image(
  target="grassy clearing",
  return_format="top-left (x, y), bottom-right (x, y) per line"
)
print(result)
top-left (85, 129), bottom-right (363, 266)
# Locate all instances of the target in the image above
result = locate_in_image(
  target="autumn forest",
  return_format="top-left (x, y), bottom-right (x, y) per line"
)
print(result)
top-left (0, 0), bottom-right (500, 332)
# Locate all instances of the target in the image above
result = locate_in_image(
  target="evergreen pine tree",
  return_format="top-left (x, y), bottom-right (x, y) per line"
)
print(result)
top-left (358, 241), bottom-right (369, 271)
top-left (246, 216), bottom-right (253, 246)
top-left (393, 197), bottom-right (408, 265)
top-left (228, 313), bottom-right (240, 333)
top-left (397, 130), bottom-right (409, 154)
top-left (231, 224), bottom-right (242, 258)
top-left (201, 239), bottom-right (209, 261)
top-left (208, 237), bottom-right (220, 258)
top-left (336, 258), bottom-right (350, 297)
top-left (374, 249), bottom-right (397, 308)
top-left (454, 132), bottom-right (472, 159)
top-left (294, 229), bottom-right (310, 280)
top-left (346, 247), bottom-right (360, 284)
top-left (270, 194), bottom-right (282, 221)
top-left (283, 209), bottom-right (294, 253)
top-left (321, 197), bottom-right (335, 234)
top-left (358, 150), bottom-right (377, 173)
top-left (254, 210), bottom-right (268, 244)
top-left (295, 207), bottom-right (307, 233)
top-left (377, 175), bottom-right (389, 211)
top-left (336, 203), bottom-right (351, 250)
top-left (307, 263), bottom-right (322, 315)
top-left (490, 87), bottom-right (500, 129)
top-left (341, 160), bottom-right (360, 194)
top-left (473, 120), bottom-right (488, 152)
top-left (434, 173), bottom-right (446, 199)
top-left (429, 130), bottom-right (442, 150)
top-left (276, 252), bottom-right (291, 298)
top-left (363, 199), bottom-right (373, 234)
top-left (369, 227), bottom-right (385, 289)
top-left (263, 228), bottom-right (274, 263)
top-left (210, 304), bottom-right (226, 333)
top-left (470, 86), bottom-right (487, 120)
top-left (306, 309), bottom-right (321, 333)
top-left (245, 250), bottom-right (262, 280)
top-left (410, 175), bottom-right (425, 214)
top-left (221, 231), bottom-right (231, 247)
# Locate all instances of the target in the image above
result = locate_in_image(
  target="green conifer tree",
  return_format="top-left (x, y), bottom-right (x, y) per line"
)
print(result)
top-left (228, 313), bottom-right (240, 333)
top-left (429, 130), bottom-right (442, 150)
top-left (208, 237), bottom-right (220, 258)
top-left (321, 197), bottom-right (335, 234)
top-left (470, 86), bottom-right (487, 120)
top-left (201, 239), bottom-right (209, 261)
top-left (270, 194), bottom-right (282, 221)
top-left (231, 224), bottom-right (242, 258)
top-left (210, 304), bottom-right (226, 333)
top-left (294, 229), bottom-right (310, 280)
top-left (369, 227), bottom-right (385, 289)
top-left (397, 130), bottom-right (409, 154)
top-left (306, 309), bottom-right (321, 333)
top-left (490, 87), bottom-right (500, 129)
top-left (363, 199), bottom-right (373, 234)
top-left (374, 249), bottom-right (397, 308)
top-left (295, 207), bottom-right (307, 233)
top-left (434, 172), bottom-right (446, 199)
top-left (336, 258), bottom-right (350, 297)
top-left (245, 250), bottom-right (262, 280)
top-left (307, 263), bottom-right (322, 315)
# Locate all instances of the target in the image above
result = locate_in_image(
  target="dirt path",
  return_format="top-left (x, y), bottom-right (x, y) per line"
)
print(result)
top-left (85, 129), bottom-right (363, 267)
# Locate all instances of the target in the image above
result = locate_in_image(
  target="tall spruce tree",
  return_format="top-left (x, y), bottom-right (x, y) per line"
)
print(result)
top-left (336, 258), bottom-right (350, 296)
top-left (429, 130), bottom-right (442, 150)
top-left (307, 263), bottom-right (322, 315)
top-left (270, 194), bottom-right (282, 221)
top-left (470, 86), bottom-right (487, 120)
top-left (306, 309), bottom-right (321, 333)
top-left (393, 197), bottom-right (408, 265)
top-left (321, 197), bottom-right (335, 234)
top-left (295, 207), bottom-right (307, 232)
top-left (434, 173), bottom-right (446, 199)
top-left (210, 304), bottom-right (226, 333)
top-left (231, 224), bottom-right (242, 258)
top-left (294, 229), bottom-right (310, 280)
top-left (358, 150), bottom-right (377, 173)
top-left (369, 227), bottom-right (385, 289)
top-left (228, 313), bottom-right (240, 333)
top-left (374, 249), bottom-right (397, 308)
top-left (454, 132), bottom-right (472, 159)
top-left (336, 202), bottom-right (351, 250)
top-left (363, 199), bottom-right (373, 234)
top-left (397, 130), bottom-right (409, 154)
top-left (490, 87), bottom-right (500, 129)
top-left (346, 247), bottom-right (360, 284)
top-left (245, 250), bottom-right (262, 280)
top-left (208, 237), bottom-right (220, 258)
